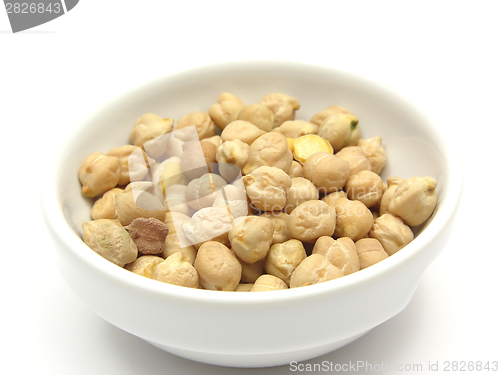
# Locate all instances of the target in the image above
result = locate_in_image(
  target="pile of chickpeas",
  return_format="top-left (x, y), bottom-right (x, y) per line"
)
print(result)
top-left (78, 92), bottom-right (438, 292)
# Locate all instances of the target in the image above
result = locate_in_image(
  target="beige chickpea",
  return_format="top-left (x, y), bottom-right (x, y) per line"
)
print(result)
top-left (355, 238), bottom-right (389, 269)
top-left (369, 213), bottom-right (414, 255)
top-left (203, 135), bottom-right (223, 148)
top-left (82, 220), bottom-right (138, 267)
top-left (212, 184), bottom-right (250, 219)
top-left (173, 111), bottom-right (215, 140)
top-left (163, 212), bottom-right (197, 264)
top-left (260, 211), bottom-right (293, 245)
top-left (285, 177), bottom-right (319, 214)
top-left (272, 120), bottom-right (318, 139)
top-left (317, 113), bottom-right (360, 152)
top-left (321, 191), bottom-right (348, 211)
top-left (345, 170), bottom-right (385, 208)
top-left (115, 187), bottom-right (166, 226)
top-left (289, 200), bottom-right (335, 243)
top-left (185, 173), bottom-right (227, 210)
top-left (243, 132), bottom-right (293, 175)
top-left (358, 137), bottom-right (387, 175)
top-left (310, 105), bottom-right (351, 126)
top-left (243, 166), bottom-right (292, 212)
top-left (79, 152), bottom-right (122, 197)
top-left (181, 206), bottom-right (233, 247)
top-left (91, 188), bottom-right (124, 220)
top-left (335, 146), bottom-right (371, 176)
top-left (379, 177), bottom-right (403, 215)
top-left (228, 216), bottom-right (274, 263)
top-left (288, 160), bottom-right (304, 178)
top-left (209, 92), bottom-right (245, 130)
top-left (130, 113), bottom-right (174, 147)
top-left (312, 236), bottom-right (359, 275)
top-left (303, 152), bottom-right (350, 193)
top-left (333, 197), bottom-right (373, 241)
top-left (238, 257), bottom-right (265, 283)
top-left (152, 157), bottom-right (188, 189)
top-left (107, 145), bottom-right (152, 186)
top-left (194, 241), bottom-right (242, 291)
top-left (265, 239), bottom-right (307, 285)
top-left (293, 134), bottom-right (333, 164)
top-left (164, 184), bottom-right (193, 216)
top-left (387, 176), bottom-right (438, 226)
top-left (216, 139), bottom-right (250, 182)
top-left (251, 275), bottom-right (288, 292)
top-left (180, 140), bottom-right (217, 181)
top-left (235, 283), bottom-right (254, 292)
top-left (259, 93), bottom-right (300, 127)
top-left (290, 254), bottom-right (343, 288)
top-left (153, 252), bottom-right (199, 288)
top-left (221, 120), bottom-right (265, 145)
top-left (229, 104), bottom-right (274, 132)
top-left (124, 255), bottom-right (163, 278)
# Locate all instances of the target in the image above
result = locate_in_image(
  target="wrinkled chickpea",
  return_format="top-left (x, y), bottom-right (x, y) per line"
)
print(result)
top-left (369, 213), bottom-right (414, 255)
top-left (243, 132), bottom-right (293, 175)
top-left (243, 166), bottom-right (292, 212)
top-left (345, 170), bottom-right (385, 208)
top-left (107, 145), bottom-right (153, 186)
top-left (185, 173), bottom-right (227, 210)
top-left (221, 120), bottom-right (265, 145)
top-left (312, 236), bottom-right (360, 275)
top-left (272, 120), bottom-right (318, 139)
top-left (130, 113), bottom-right (174, 148)
top-left (293, 134), bottom-right (333, 164)
top-left (288, 160), bottom-right (304, 178)
top-left (174, 111), bottom-right (215, 140)
top-left (209, 92), bottom-right (245, 130)
top-left (321, 191), bottom-right (348, 211)
top-left (230, 104), bottom-right (275, 132)
top-left (228, 216), bottom-right (274, 263)
top-left (91, 188), bottom-right (124, 220)
top-left (317, 113), bottom-right (360, 152)
top-left (333, 197), bottom-right (373, 241)
top-left (259, 93), bottom-right (300, 127)
top-left (79, 152), bottom-right (122, 197)
top-left (335, 146), bottom-right (371, 176)
top-left (115, 187), bottom-right (166, 226)
top-left (125, 255), bottom-right (164, 278)
top-left (203, 135), bottom-right (223, 148)
top-left (358, 137), bottom-right (387, 175)
top-left (212, 184), bottom-right (250, 219)
top-left (303, 152), bottom-right (350, 193)
top-left (164, 184), bottom-right (192, 216)
top-left (154, 252), bottom-right (199, 288)
top-left (265, 239), bottom-right (307, 285)
top-left (289, 200), bottom-right (335, 243)
top-left (180, 140), bottom-right (217, 181)
top-left (285, 177), bottom-right (319, 214)
top-left (216, 139), bottom-right (250, 182)
top-left (290, 254), bottom-right (343, 288)
top-left (355, 238), bottom-right (389, 269)
top-left (235, 283), bottom-right (254, 292)
top-left (194, 241), bottom-right (241, 291)
top-left (379, 176), bottom-right (403, 215)
top-left (182, 206), bottom-right (233, 247)
top-left (310, 105), bottom-right (351, 127)
top-left (163, 212), bottom-right (197, 264)
top-left (238, 257), bottom-right (265, 283)
top-left (153, 156), bottom-right (188, 189)
top-left (251, 274), bottom-right (288, 292)
top-left (260, 211), bottom-right (293, 245)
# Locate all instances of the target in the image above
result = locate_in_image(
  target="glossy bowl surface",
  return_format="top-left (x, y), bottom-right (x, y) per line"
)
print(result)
top-left (41, 61), bottom-right (462, 367)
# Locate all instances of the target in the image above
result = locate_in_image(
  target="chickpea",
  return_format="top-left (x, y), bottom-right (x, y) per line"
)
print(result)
top-left (335, 146), bottom-right (371, 176)
top-left (125, 217), bottom-right (169, 256)
top-left (289, 200), bottom-right (335, 243)
top-left (379, 177), bottom-right (403, 215)
top-left (235, 283), bottom-right (254, 292)
top-left (181, 207), bottom-right (233, 247)
top-left (293, 134), bottom-right (333, 164)
top-left (290, 254), bottom-right (344, 288)
top-left (212, 184), bottom-right (250, 219)
top-left (174, 111), bottom-right (215, 140)
top-left (285, 177), bottom-right (319, 214)
top-left (358, 137), bottom-right (387, 175)
top-left (259, 93), bottom-right (300, 127)
top-left (163, 212), bottom-right (197, 264)
top-left (153, 252), bottom-right (199, 288)
top-left (387, 176), bottom-right (438, 226)
top-left (216, 139), bottom-right (250, 182)
top-left (203, 135), bottom-right (223, 148)
top-left (321, 191), bottom-right (348, 212)
top-left (79, 152), bottom-right (122, 197)
top-left (129, 113), bottom-right (174, 148)
top-left (221, 120), bottom-right (265, 145)
top-left (107, 145), bottom-right (152, 186)
top-left (164, 184), bottom-right (192, 216)
top-left (317, 113), bottom-right (360, 152)
top-left (82, 220), bottom-right (138, 267)
top-left (345, 170), bottom-right (385, 208)
top-left (303, 152), bottom-right (350, 193)
top-left (229, 104), bottom-right (275, 132)
top-left (265, 239), bottom-right (307, 285)
top-left (243, 132), bottom-right (293, 175)
top-left (238, 257), bottom-right (265, 283)
top-left (312, 236), bottom-right (359, 275)
top-left (287, 138), bottom-right (295, 152)
top-left (260, 211), bottom-right (293, 245)
top-left (180, 140), bottom-right (217, 181)
top-left (288, 160), bottom-right (304, 178)
top-left (208, 92), bottom-right (245, 130)
top-left (91, 188), bottom-right (124, 220)
top-left (272, 120), bottom-right (318, 139)
top-left (194, 241), bottom-right (242, 291)
top-left (185, 173), bottom-right (227, 210)
top-left (369, 213), bottom-right (414, 255)
top-left (124, 255), bottom-right (164, 278)
top-left (115, 187), bottom-right (166, 226)
top-left (310, 105), bottom-right (351, 127)
top-left (355, 238), bottom-right (389, 269)
top-left (333, 197), bottom-right (373, 241)
top-left (228, 216), bottom-right (274, 263)
top-left (251, 275), bottom-right (288, 292)
top-left (243, 166), bottom-right (292, 212)
top-left (152, 157), bottom-right (188, 189)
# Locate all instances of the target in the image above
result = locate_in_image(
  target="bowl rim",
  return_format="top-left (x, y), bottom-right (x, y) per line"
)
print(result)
top-left (40, 60), bottom-right (463, 305)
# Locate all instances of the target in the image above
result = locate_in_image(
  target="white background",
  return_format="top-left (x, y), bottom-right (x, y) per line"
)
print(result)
top-left (1, 1), bottom-right (499, 374)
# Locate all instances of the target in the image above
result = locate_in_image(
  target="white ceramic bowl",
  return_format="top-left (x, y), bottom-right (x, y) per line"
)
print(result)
top-left (41, 61), bottom-right (462, 368)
